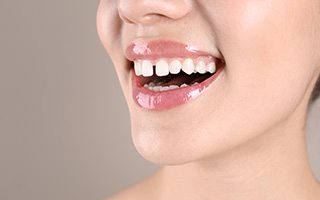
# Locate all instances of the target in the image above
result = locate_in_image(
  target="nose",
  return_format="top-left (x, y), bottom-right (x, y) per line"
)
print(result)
top-left (118, 0), bottom-right (192, 25)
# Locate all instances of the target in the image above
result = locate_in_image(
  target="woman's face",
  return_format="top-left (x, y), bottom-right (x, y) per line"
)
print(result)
top-left (97, 0), bottom-right (320, 165)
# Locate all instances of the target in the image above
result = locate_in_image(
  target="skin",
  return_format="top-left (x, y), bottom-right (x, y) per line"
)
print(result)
top-left (96, 0), bottom-right (320, 199)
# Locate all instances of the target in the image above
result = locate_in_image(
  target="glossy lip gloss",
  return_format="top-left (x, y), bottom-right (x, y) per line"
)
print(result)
top-left (126, 39), bottom-right (224, 110)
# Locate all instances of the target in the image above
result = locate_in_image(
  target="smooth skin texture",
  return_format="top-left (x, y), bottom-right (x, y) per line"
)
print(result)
top-left (97, 0), bottom-right (320, 199)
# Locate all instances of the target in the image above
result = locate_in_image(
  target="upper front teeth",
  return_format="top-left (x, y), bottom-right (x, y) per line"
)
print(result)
top-left (133, 57), bottom-right (216, 77)
top-left (141, 60), bottom-right (153, 77)
top-left (155, 59), bottom-right (169, 76)
top-left (169, 60), bottom-right (182, 74)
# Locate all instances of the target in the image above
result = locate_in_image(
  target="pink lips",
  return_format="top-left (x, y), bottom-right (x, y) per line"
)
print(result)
top-left (126, 39), bottom-right (223, 110)
top-left (126, 40), bottom-right (211, 60)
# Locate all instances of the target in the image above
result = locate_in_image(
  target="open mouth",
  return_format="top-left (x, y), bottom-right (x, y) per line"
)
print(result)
top-left (133, 56), bottom-right (224, 92)
top-left (126, 39), bottom-right (224, 110)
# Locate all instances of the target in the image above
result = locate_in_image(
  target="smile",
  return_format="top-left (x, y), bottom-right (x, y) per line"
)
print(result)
top-left (126, 39), bottom-right (225, 110)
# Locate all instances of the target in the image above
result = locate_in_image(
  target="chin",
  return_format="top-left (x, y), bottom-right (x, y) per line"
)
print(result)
top-left (130, 119), bottom-right (237, 166)
top-left (132, 139), bottom-right (199, 166)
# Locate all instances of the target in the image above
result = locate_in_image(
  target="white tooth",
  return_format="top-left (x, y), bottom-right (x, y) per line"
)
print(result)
top-left (207, 62), bottom-right (216, 73)
top-left (169, 60), bottom-right (182, 74)
top-left (149, 82), bottom-right (155, 87)
top-left (156, 81), bottom-right (164, 86)
top-left (196, 60), bottom-right (207, 74)
top-left (191, 82), bottom-right (199, 86)
top-left (164, 87), bottom-right (171, 91)
top-left (141, 60), bottom-right (153, 77)
top-left (159, 86), bottom-right (170, 91)
top-left (182, 58), bottom-right (195, 75)
top-left (134, 61), bottom-right (142, 76)
top-left (155, 59), bottom-right (169, 77)
top-left (153, 86), bottom-right (161, 92)
top-left (169, 85), bottom-right (179, 89)
top-left (180, 83), bottom-right (188, 87)
top-left (144, 84), bottom-right (148, 88)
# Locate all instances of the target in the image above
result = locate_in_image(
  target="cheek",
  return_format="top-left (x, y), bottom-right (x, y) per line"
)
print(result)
top-left (97, 0), bottom-right (122, 48)
top-left (161, 0), bottom-right (319, 162)
top-left (213, 1), bottom-right (320, 144)
top-left (97, 1), bottom-right (133, 102)
top-left (215, 0), bottom-right (316, 115)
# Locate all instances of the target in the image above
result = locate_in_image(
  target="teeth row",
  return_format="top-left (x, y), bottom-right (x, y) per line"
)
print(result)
top-left (144, 82), bottom-right (199, 92)
top-left (134, 57), bottom-right (216, 77)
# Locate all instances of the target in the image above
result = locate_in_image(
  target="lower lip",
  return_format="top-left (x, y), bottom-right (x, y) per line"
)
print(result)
top-left (132, 67), bottom-right (224, 110)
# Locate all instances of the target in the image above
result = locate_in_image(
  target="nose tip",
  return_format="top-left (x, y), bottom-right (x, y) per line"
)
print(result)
top-left (118, 0), bottom-right (192, 25)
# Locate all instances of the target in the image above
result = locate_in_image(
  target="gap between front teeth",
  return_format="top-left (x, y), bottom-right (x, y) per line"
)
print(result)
top-left (134, 57), bottom-right (216, 77)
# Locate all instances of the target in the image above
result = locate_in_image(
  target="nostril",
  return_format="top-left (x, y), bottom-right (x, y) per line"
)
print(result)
top-left (123, 16), bottom-right (135, 24)
top-left (117, 0), bottom-right (192, 26)
top-left (120, 12), bottom-right (169, 25)
top-left (140, 13), bottom-right (168, 25)
top-left (118, 11), bottom-right (135, 24)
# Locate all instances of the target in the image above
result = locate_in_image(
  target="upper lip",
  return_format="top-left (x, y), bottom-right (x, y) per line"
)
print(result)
top-left (125, 38), bottom-right (222, 62)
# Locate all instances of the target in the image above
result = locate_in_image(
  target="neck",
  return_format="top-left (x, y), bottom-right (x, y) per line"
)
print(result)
top-left (155, 111), bottom-right (320, 200)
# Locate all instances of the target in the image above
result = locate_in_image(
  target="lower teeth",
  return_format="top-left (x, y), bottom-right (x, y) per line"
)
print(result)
top-left (144, 82), bottom-right (199, 92)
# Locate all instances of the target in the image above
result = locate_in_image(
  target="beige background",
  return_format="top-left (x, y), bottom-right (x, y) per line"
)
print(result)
top-left (0, 0), bottom-right (319, 200)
